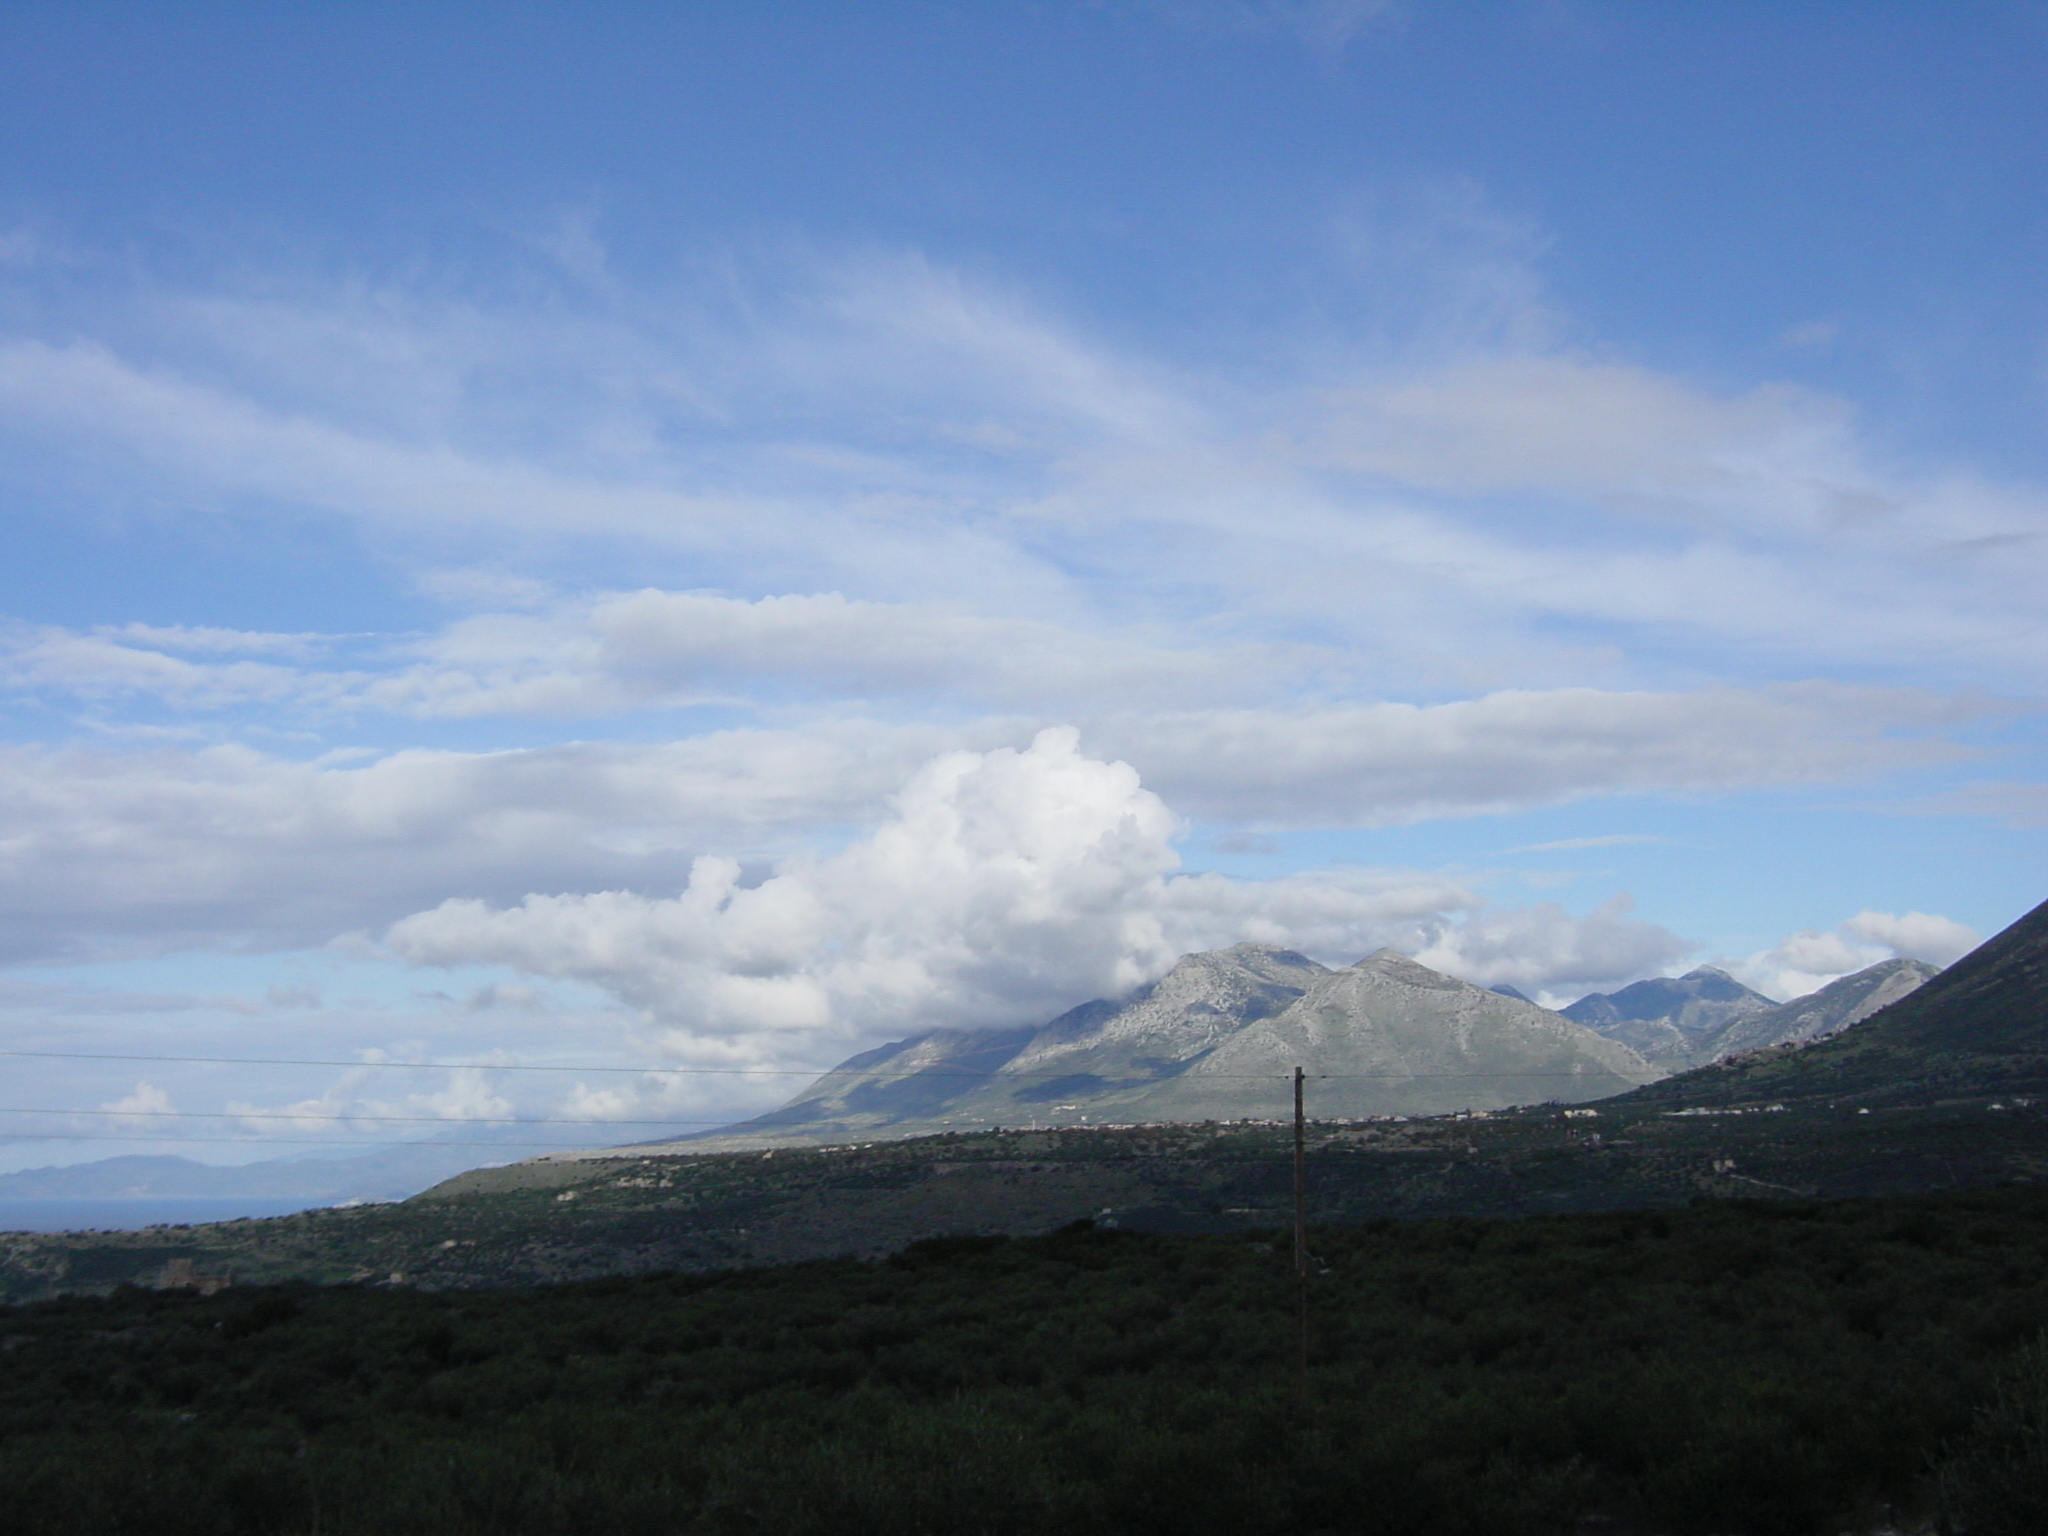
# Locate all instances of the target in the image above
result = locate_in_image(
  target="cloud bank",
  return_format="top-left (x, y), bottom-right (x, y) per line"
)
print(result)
top-left (0, 671), bottom-right (1967, 966)
top-left (3, 249), bottom-right (2046, 700)
top-left (385, 730), bottom-right (1686, 1065)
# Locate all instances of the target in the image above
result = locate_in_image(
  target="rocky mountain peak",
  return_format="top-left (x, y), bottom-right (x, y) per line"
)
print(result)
top-left (1000, 942), bottom-right (1325, 1072)
top-left (1561, 966), bottom-right (1777, 1065)
top-left (1348, 949), bottom-right (1464, 990)
top-left (628, 942), bottom-right (1660, 1154)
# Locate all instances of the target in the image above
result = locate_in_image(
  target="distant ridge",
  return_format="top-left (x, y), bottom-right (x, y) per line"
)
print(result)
top-left (1563, 966), bottom-right (1774, 1066)
top-left (1622, 896), bottom-right (2047, 1110)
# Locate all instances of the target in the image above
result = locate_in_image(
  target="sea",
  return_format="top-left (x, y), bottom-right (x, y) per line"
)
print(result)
top-left (0, 1197), bottom-right (337, 1233)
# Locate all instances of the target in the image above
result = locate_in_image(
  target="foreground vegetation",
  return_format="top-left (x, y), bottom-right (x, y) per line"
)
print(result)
top-left (6, 1186), bottom-right (2048, 1534)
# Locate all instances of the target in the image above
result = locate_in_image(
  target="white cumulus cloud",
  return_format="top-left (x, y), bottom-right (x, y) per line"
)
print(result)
top-left (1099, 684), bottom-right (1975, 826)
top-left (386, 728), bottom-right (1198, 1056)
top-left (0, 679), bottom-right (1960, 965)
top-left (1734, 907), bottom-right (1982, 999)
top-left (1839, 908), bottom-right (1980, 966)
top-left (98, 1080), bottom-right (177, 1122)
top-left (1412, 893), bottom-right (1692, 1002)
top-left (386, 730), bottom-right (1692, 1066)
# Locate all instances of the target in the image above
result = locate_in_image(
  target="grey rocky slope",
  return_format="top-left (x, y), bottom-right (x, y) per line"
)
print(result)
top-left (1699, 958), bottom-right (1939, 1061)
top-left (664, 943), bottom-right (1325, 1152)
top-left (1563, 967), bottom-right (1776, 1067)
top-left (567, 943), bottom-right (1659, 1158)
top-left (1124, 951), bottom-right (1657, 1122)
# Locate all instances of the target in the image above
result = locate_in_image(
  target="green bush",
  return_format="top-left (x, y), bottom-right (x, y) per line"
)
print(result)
top-left (1939, 1333), bottom-right (2048, 1534)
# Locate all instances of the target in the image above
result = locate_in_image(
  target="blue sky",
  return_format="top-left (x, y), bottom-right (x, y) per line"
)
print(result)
top-left (0, 1), bottom-right (2043, 1167)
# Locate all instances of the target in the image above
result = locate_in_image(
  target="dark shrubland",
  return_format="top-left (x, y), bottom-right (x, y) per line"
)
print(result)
top-left (7, 1187), bottom-right (2048, 1534)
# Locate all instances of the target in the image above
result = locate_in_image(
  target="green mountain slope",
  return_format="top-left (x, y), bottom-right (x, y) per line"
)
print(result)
top-left (1625, 896), bottom-right (2048, 1110)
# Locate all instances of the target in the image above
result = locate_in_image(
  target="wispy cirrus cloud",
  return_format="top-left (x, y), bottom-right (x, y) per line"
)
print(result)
top-left (1504, 834), bottom-right (1670, 854)
top-left (1093, 684), bottom-right (1981, 826)
top-left (3, 247), bottom-right (2046, 701)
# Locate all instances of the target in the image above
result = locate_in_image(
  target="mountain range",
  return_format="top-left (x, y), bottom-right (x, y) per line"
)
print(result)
top-left (604, 944), bottom-right (1659, 1156)
top-left (0, 937), bottom-right (1962, 1202)
top-left (1563, 959), bottom-right (1939, 1068)
top-left (1561, 967), bottom-right (1775, 1063)
top-left (3, 895), bottom-right (2041, 1298)
top-left (614, 945), bottom-right (1949, 1156)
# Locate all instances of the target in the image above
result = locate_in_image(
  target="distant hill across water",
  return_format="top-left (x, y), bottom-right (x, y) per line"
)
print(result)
top-left (0, 1132), bottom-right (573, 1223)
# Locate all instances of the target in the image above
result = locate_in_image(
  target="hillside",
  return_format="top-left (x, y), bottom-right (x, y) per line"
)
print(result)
top-left (689, 943), bottom-right (1325, 1149)
top-left (1623, 895), bottom-right (2048, 1111)
top-left (9, 1088), bottom-right (2048, 1303)
top-left (1122, 950), bottom-right (1654, 1120)
top-left (1698, 958), bottom-right (1938, 1061)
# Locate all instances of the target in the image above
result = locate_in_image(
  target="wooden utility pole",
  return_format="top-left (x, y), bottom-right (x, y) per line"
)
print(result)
top-left (1293, 1065), bottom-right (1308, 1391)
